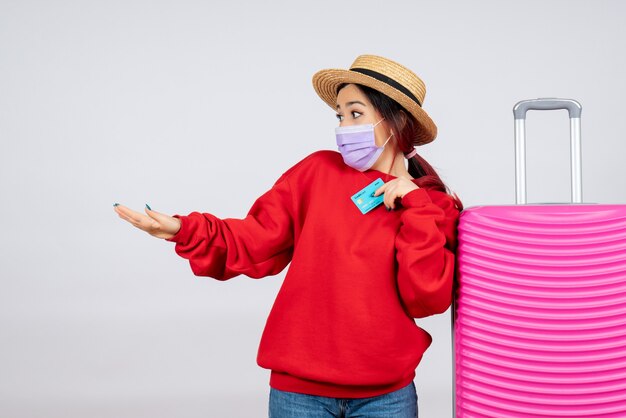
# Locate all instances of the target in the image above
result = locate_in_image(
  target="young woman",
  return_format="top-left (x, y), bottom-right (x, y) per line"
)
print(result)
top-left (114, 54), bottom-right (461, 417)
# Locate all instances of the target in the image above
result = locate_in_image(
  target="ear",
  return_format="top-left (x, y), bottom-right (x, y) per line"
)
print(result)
top-left (388, 112), bottom-right (407, 138)
top-left (399, 111), bottom-right (409, 130)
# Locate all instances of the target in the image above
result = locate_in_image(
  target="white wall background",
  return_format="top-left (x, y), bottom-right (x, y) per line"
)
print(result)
top-left (2, 0), bottom-right (626, 417)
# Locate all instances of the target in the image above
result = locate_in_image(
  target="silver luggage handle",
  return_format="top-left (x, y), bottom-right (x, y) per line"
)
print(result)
top-left (512, 98), bottom-right (583, 204)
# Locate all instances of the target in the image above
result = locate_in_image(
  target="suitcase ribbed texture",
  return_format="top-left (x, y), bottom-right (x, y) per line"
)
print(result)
top-left (455, 205), bottom-right (626, 417)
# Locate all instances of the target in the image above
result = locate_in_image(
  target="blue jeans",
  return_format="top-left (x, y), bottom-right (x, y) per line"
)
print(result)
top-left (268, 381), bottom-right (417, 418)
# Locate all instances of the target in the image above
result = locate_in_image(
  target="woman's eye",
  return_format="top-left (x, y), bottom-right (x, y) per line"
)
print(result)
top-left (336, 114), bottom-right (344, 122)
top-left (351, 111), bottom-right (362, 119)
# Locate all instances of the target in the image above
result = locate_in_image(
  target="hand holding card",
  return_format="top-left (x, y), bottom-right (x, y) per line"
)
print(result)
top-left (351, 178), bottom-right (385, 214)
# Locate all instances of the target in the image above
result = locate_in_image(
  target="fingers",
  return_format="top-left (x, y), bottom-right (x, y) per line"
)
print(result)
top-left (114, 203), bottom-right (180, 240)
top-left (115, 204), bottom-right (149, 224)
top-left (372, 181), bottom-right (399, 210)
top-left (144, 206), bottom-right (167, 223)
top-left (374, 178), bottom-right (419, 211)
top-left (145, 206), bottom-right (182, 236)
top-left (144, 206), bottom-right (161, 228)
top-left (373, 183), bottom-right (387, 197)
top-left (384, 184), bottom-right (400, 210)
top-left (114, 204), bottom-right (160, 231)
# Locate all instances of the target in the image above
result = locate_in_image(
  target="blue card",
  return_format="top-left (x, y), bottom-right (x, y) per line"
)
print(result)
top-left (351, 178), bottom-right (385, 214)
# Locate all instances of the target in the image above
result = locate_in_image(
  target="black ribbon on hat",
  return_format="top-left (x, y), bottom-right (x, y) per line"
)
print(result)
top-left (351, 67), bottom-right (422, 107)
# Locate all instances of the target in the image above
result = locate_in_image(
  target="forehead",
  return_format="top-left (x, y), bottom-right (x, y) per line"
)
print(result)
top-left (336, 84), bottom-right (370, 107)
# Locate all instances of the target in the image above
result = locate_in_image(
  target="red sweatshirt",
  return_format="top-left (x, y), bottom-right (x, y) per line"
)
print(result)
top-left (166, 150), bottom-right (459, 398)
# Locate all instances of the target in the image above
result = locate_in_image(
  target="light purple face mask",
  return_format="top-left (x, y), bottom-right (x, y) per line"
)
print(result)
top-left (335, 119), bottom-right (392, 172)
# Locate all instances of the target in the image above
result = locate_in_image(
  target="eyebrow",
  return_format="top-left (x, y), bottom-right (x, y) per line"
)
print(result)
top-left (336, 100), bottom-right (367, 109)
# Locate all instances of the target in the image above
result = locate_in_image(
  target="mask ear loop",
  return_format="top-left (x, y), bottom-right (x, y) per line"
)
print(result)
top-left (376, 117), bottom-right (392, 147)
top-left (375, 118), bottom-right (396, 182)
top-left (381, 135), bottom-right (392, 149)
top-left (384, 131), bottom-right (397, 183)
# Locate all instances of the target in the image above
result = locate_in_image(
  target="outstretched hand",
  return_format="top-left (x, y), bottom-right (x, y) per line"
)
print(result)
top-left (113, 204), bottom-right (181, 240)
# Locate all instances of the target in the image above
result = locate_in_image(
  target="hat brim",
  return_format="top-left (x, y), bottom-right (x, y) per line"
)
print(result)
top-left (312, 68), bottom-right (437, 145)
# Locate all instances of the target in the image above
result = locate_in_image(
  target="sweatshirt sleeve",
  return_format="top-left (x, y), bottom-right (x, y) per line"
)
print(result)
top-left (395, 188), bottom-right (460, 318)
top-left (165, 170), bottom-right (297, 281)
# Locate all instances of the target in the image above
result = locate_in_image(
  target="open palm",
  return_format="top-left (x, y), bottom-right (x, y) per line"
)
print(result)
top-left (113, 204), bottom-right (181, 240)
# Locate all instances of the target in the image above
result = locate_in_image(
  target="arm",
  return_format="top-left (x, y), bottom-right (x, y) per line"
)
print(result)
top-left (166, 171), bottom-right (296, 280)
top-left (395, 188), bottom-right (460, 318)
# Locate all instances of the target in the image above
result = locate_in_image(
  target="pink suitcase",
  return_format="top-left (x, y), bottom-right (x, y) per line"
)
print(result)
top-left (454, 99), bottom-right (626, 417)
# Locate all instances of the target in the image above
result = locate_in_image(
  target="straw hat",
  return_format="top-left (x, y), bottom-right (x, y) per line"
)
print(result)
top-left (312, 54), bottom-right (437, 145)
